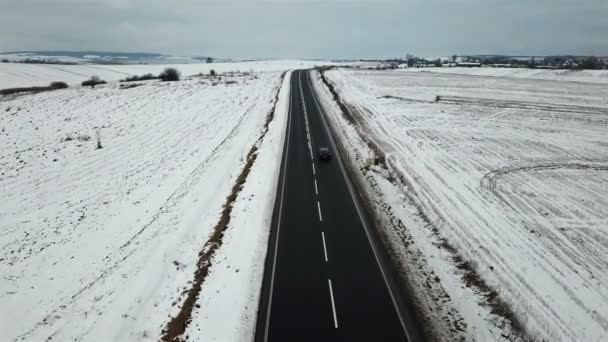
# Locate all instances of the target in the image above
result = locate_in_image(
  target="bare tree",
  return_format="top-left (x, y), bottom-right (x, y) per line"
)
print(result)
top-left (82, 76), bottom-right (106, 88)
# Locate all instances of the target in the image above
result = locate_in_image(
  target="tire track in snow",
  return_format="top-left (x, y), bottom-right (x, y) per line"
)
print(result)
top-left (481, 161), bottom-right (608, 196)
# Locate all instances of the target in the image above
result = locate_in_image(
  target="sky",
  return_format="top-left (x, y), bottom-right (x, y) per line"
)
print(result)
top-left (1, 0), bottom-right (607, 59)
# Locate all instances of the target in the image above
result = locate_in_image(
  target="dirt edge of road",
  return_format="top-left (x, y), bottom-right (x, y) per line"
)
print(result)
top-left (315, 67), bottom-right (529, 342)
top-left (160, 71), bottom-right (287, 342)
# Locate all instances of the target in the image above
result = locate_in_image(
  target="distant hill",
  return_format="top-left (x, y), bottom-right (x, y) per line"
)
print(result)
top-left (0, 51), bottom-right (215, 65)
top-left (1, 51), bottom-right (163, 58)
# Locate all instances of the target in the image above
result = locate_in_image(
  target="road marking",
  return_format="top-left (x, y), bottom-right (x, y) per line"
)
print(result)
top-left (299, 73), bottom-right (308, 117)
top-left (301, 77), bottom-right (314, 160)
top-left (305, 71), bottom-right (411, 340)
top-left (312, 162), bottom-right (316, 175)
top-left (317, 200), bottom-right (323, 221)
top-left (308, 141), bottom-right (314, 159)
top-left (321, 231), bottom-right (328, 262)
top-left (314, 179), bottom-right (319, 195)
top-left (299, 71), bottom-right (318, 164)
top-left (328, 278), bottom-right (338, 329)
top-left (264, 71), bottom-right (295, 342)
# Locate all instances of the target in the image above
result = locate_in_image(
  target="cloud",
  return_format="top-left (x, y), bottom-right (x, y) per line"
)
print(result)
top-left (0, 0), bottom-right (606, 58)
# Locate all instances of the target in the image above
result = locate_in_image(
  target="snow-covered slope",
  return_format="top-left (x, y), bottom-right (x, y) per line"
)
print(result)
top-left (0, 72), bottom-right (289, 341)
top-left (316, 68), bottom-right (608, 341)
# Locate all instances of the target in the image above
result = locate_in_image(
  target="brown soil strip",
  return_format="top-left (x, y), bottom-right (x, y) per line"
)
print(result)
top-left (160, 71), bottom-right (286, 342)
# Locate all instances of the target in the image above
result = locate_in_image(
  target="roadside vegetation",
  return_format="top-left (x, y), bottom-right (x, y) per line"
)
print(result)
top-left (0, 81), bottom-right (69, 96)
top-left (120, 68), bottom-right (181, 83)
top-left (119, 83), bottom-right (144, 90)
top-left (120, 73), bottom-right (158, 82)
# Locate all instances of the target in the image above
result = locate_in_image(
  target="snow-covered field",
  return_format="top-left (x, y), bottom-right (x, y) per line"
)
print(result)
top-left (314, 68), bottom-right (608, 341)
top-left (0, 60), bottom-right (327, 89)
top-left (402, 66), bottom-right (608, 84)
top-left (0, 68), bottom-right (290, 341)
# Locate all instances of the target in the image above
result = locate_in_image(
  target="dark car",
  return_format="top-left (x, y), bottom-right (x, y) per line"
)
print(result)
top-left (319, 147), bottom-right (332, 161)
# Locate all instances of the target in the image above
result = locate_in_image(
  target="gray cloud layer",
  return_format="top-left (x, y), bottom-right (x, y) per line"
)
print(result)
top-left (1, 0), bottom-right (607, 58)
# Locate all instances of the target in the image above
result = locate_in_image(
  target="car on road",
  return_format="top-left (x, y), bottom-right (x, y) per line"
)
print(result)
top-left (319, 147), bottom-right (332, 161)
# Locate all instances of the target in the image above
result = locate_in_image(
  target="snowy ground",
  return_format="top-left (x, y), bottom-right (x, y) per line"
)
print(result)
top-left (0, 69), bottom-right (290, 341)
top-left (314, 68), bottom-right (608, 341)
top-left (0, 60), bottom-right (329, 89)
top-left (401, 66), bottom-right (608, 84)
top-left (181, 70), bottom-right (291, 342)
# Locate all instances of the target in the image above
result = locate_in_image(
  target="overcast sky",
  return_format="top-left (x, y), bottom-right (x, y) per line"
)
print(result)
top-left (1, 0), bottom-right (607, 59)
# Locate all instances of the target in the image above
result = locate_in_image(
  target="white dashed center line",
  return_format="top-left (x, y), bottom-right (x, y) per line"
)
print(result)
top-left (317, 201), bottom-right (323, 221)
top-left (321, 231), bottom-right (328, 262)
top-left (328, 278), bottom-right (338, 329)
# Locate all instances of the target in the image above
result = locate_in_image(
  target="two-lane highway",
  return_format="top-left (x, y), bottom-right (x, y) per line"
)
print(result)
top-left (255, 70), bottom-right (424, 342)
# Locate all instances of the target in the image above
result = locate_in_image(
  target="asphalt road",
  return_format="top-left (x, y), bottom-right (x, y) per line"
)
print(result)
top-left (255, 70), bottom-right (424, 342)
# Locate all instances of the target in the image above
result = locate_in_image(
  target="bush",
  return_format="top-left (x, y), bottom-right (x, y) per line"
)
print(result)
top-left (140, 73), bottom-right (157, 81)
top-left (0, 81), bottom-right (68, 95)
top-left (1, 59), bottom-right (9, 63)
top-left (121, 73), bottom-right (158, 82)
top-left (82, 76), bottom-right (106, 88)
top-left (50, 81), bottom-right (68, 89)
top-left (159, 68), bottom-right (180, 82)
top-left (120, 83), bottom-right (144, 90)
top-left (1, 87), bottom-right (35, 96)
